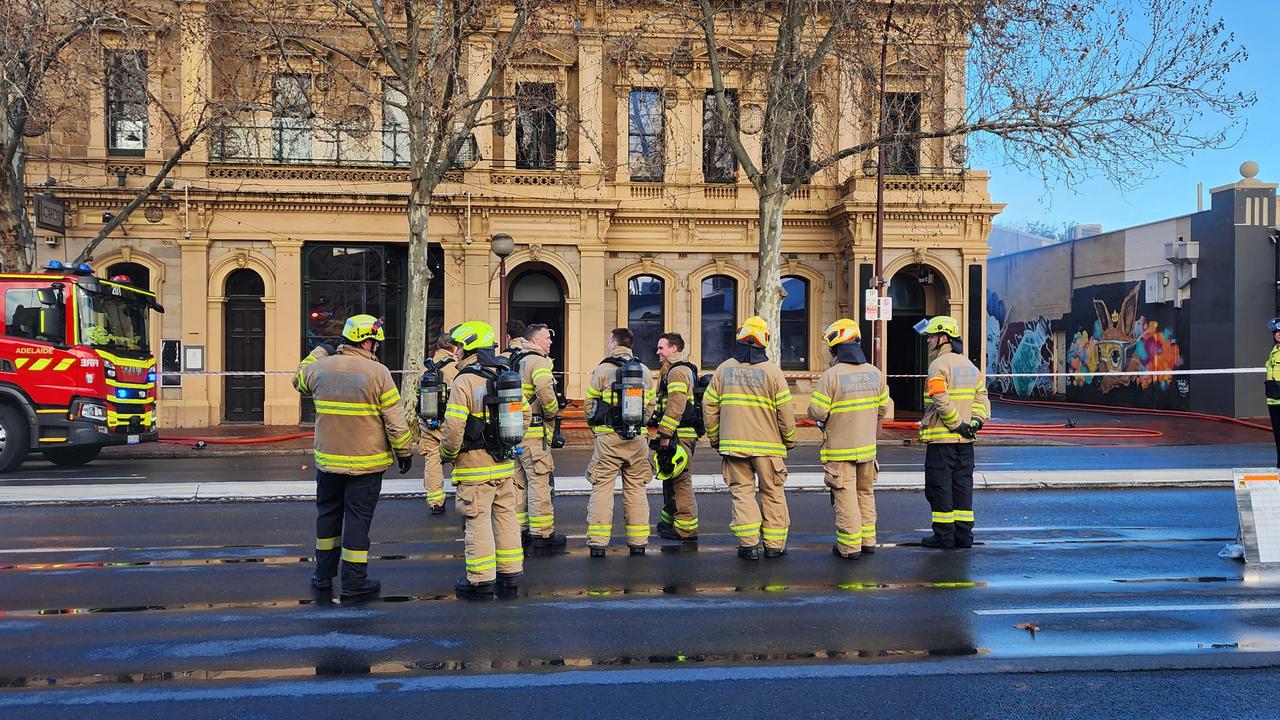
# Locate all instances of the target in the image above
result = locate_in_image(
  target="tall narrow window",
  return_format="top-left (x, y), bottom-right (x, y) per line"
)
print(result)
top-left (884, 92), bottom-right (921, 175)
top-left (762, 96), bottom-right (811, 184)
top-left (700, 275), bottom-right (737, 368)
top-left (516, 83), bottom-right (557, 170)
top-left (628, 89), bottom-right (664, 182)
top-left (627, 274), bottom-right (664, 367)
top-left (702, 89), bottom-right (738, 183)
top-left (780, 276), bottom-right (809, 370)
top-left (382, 80), bottom-right (409, 166)
top-left (106, 51), bottom-right (148, 154)
top-left (272, 74), bottom-right (312, 162)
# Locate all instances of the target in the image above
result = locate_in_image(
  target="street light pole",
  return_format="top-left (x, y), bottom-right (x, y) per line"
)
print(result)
top-left (872, 0), bottom-right (896, 372)
top-left (491, 232), bottom-right (515, 343)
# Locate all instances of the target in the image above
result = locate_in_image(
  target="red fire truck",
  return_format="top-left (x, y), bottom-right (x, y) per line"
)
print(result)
top-left (0, 261), bottom-right (163, 472)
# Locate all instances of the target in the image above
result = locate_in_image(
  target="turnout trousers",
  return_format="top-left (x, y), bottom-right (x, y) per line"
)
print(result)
top-left (825, 459), bottom-right (878, 557)
top-left (314, 469), bottom-right (383, 589)
top-left (1270, 404), bottom-right (1280, 468)
top-left (419, 430), bottom-right (447, 509)
top-left (924, 443), bottom-right (975, 548)
top-left (660, 437), bottom-right (700, 539)
top-left (723, 456), bottom-right (789, 550)
top-left (514, 436), bottom-right (557, 537)
top-left (585, 433), bottom-right (652, 549)
top-left (455, 474), bottom-right (523, 584)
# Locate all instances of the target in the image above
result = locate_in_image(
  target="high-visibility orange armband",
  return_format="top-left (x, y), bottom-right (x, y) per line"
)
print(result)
top-left (927, 376), bottom-right (948, 396)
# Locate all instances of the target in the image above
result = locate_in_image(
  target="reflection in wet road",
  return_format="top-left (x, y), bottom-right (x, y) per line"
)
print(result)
top-left (2, 489), bottom-right (1280, 717)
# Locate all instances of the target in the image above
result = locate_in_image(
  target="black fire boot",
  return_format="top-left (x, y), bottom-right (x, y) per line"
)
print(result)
top-left (429, 504), bottom-right (446, 515)
top-left (658, 525), bottom-right (683, 541)
top-left (738, 545), bottom-right (761, 561)
top-left (589, 547), bottom-right (607, 558)
top-left (496, 571), bottom-right (521, 589)
top-left (532, 533), bottom-right (568, 550)
top-left (921, 534), bottom-right (956, 549)
top-left (628, 545), bottom-right (646, 557)
top-left (764, 547), bottom-right (786, 559)
top-left (340, 578), bottom-right (381, 603)
top-left (832, 545), bottom-right (862, 560)
top-left (455, 577), bottom-right (495, 597)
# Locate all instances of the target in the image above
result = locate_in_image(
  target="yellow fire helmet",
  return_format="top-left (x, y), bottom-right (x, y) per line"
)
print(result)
top-left (913, 315), bottom-right (960, 338)
top-left (450, 320), bottom-right (496, 353)
top-left (822, 318), bottom-right (862, 347)
top-left (736, 315), bottom-right (771, 348)
top-left (651, 443), bottom-right (690, 481)
top-left (342, 314), bottom-right (386, 343)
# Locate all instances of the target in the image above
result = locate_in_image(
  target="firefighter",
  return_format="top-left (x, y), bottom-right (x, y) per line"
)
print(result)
top-left (421, 333), bottom-right (460, 515)
top-left (584, 328), bottom-right (657, 557)
top-left (511, 323), bottom-right (567, 550)
top-left (440, 321), bottom-right (525, 596)
top-left (915, 315), bottom-right (990, 549)
top-left (293, 314), bottom-right (414, 602)
top-left (703, 316), bottom-right (797, 561)
top-left (1267, 317), bottom-right (1280, 467)
top-left (653, 332), bottom-right (699, 542)
top-left (809, 319), bottom-right (888, 559)
top-left (504, 319), bottom-right (526, 357)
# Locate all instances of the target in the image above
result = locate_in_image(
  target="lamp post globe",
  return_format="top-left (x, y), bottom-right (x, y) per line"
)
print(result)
top-left (491, 233), bottom-right (516, 344)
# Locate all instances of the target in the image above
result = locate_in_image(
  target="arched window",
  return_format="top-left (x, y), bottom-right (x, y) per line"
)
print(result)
top-left (107, 262), bottom-right (151, 292)
top-left (780, 276), bottom-right (809, 370)
top-left (700, 275), bottom-right (737, 368)
top-left (627, 274), bottom-right (664, 367)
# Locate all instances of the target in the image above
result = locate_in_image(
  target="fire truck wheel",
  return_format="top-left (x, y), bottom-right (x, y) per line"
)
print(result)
top-left (0, 405), bottom-right (29, 473)
top-left (43, 445), bottom-right (102, 467)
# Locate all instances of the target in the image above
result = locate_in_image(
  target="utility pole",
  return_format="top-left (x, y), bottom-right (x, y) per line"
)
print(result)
top-left (872, 0), bottom-right (897, 371)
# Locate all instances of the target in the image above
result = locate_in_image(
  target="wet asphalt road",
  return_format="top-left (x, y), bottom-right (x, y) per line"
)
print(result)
top-left (0, 442), bottom-right (1274, 486)
top-left (3, 488), bottom-right (1280, 717)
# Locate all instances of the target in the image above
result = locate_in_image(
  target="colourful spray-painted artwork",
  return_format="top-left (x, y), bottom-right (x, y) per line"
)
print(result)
top-left (986, 291), bottom-right (1054, 398)
top-left (1064, 282), bottom-right (1188, 408)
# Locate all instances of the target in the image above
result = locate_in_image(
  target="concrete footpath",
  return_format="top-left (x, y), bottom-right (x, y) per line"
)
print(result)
top-left (0, 467), bottom-right (1242, 505)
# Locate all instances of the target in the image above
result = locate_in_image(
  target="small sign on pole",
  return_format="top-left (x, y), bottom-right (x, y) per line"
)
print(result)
top-left (878, 296), bottom-right (893, 319)
top-left (864, 289), bottom-right (879, 321)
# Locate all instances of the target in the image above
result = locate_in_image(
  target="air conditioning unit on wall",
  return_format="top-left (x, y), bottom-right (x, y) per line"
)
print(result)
top-left (1145, 271), bottom-right (1174, 304)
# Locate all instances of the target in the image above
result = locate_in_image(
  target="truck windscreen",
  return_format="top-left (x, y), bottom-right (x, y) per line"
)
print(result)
top-left (76, 287), bottom-right (149, 352)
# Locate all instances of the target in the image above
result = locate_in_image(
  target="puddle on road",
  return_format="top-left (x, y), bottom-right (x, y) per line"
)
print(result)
top-left (0, 645), bottom-right (989, 691)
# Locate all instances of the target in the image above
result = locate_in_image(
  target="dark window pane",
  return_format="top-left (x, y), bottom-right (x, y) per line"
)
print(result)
top-left (516, 83), bottom-right (557, 170)
top-left (702, 89), bottom-right (738, 183)
top-left (106, 51), bottom-right (148, 153)
top-left (106, 262), bottom-right (150, 292)
top-left (225, 268), bottom-right (265, 297)
top-left (4, 289), bottom-right (41, 340)
top-left (780, 276), bottom-right (808, 370)
top-left (627, 274), bottom-right (664, 368)
top-left (884, 93), bottom-right (921, 175)
top-left (628, 90), bottom-right (664, 181)
top-left (700, 275), bottom-right (736, 368)
top-left (272, 74), bottom-right (312, 162)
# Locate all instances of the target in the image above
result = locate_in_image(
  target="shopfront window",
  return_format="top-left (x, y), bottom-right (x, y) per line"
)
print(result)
top-left (780, 276), bottom-right (809, 370)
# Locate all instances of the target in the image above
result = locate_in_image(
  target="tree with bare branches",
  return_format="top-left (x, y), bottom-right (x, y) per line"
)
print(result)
top-left (235, 0), bottom-right (552, 400)
top-left (605, 0), bottom-right (1252, 361)
top-left (1, 1), bottom-right (231, 271)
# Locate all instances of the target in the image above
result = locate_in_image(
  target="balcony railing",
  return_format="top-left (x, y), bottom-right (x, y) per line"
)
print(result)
top-left (210, 123), bottom-right (414, 168)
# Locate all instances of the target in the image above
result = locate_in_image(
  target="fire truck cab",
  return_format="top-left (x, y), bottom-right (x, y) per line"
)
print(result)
top-left (0, 261), bottom-right (163, 472)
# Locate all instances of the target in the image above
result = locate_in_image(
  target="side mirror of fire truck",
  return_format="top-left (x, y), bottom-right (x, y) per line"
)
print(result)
top-left (37, 286), bottom-right (66, 345)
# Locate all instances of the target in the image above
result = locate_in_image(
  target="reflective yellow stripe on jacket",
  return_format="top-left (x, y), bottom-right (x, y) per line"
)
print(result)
top-left (451, 462), bottom-right (516, 483)
top-left (313, 449), bottom-right (394, 471)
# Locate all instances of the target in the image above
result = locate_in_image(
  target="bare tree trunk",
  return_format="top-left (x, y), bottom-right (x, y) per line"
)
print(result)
top-left (0, 133), bottom-right (32, 272)
top-left (756, 190), bottom-right (787, 364)
top-left (399, 174), bottom-right (433, 404)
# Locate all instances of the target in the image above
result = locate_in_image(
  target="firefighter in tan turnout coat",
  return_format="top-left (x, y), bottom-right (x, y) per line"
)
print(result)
top-left (703, 316), bottom-right (796, 561)
top-left (293, 314), bottom-right (415, 602)
top-left (808, 319), bottom-right (889, 559)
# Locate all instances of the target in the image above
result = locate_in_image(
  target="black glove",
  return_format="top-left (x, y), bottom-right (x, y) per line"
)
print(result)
top-left (970, 419), bottom-right (984, 434)
top-left (397, 455), bottom-right (413, 474)
top-left (656, 446), bottom-right (675, 477)
top-left (956, 423), bottom-right (976, 440)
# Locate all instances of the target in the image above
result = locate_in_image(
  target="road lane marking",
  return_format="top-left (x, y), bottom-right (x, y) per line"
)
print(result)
top-left (974, 601), bottom-right (1280, 616)
top-left (0, 476), bottom-right (146, 483)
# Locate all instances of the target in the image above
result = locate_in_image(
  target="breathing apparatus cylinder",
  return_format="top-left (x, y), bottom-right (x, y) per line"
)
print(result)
top-left (418, 364), bottom-right (447, 428)
top-left (495, 369), bottom-right (525, 452)
top-left (616, 358), bottom-right (646, 438)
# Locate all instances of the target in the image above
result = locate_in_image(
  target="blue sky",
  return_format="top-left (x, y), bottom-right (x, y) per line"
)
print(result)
top-left (974, 1), bottom-right (1277, 233)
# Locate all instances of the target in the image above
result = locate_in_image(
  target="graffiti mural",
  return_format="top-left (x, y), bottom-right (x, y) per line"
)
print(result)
top-left (986, 291), bottom-right (1055, 398)
top-left (1064, 282), bottom-right (1188, 409)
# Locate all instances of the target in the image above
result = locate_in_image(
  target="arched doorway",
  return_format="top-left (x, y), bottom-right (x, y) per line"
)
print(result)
top-left (224, 269), bottom-right (265, 422)
top-left (106, 262), bottom-right (151, 292)
top-left (887, 265), bottom-right (950, 413)
top-left (508, 266), bottom-right (566, 375)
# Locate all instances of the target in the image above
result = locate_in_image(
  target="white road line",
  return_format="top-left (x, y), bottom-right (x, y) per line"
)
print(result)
top-left (974, 601), bottom-right (1280, 616)
top-left (0, 476), bottom-right (145, 482)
